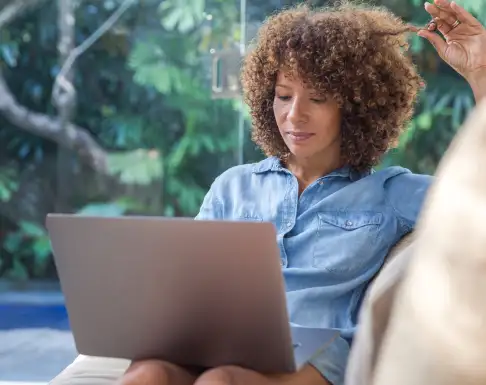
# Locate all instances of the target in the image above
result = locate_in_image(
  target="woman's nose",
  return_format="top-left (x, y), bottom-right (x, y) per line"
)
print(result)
top-left (287, 98), bottom-right (307, 124)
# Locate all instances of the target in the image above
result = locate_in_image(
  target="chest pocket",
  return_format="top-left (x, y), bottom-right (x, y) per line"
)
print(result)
top-left (237, 212), bottom-right (263, 222)
top-left (313, 210), bottom-right (383, 277)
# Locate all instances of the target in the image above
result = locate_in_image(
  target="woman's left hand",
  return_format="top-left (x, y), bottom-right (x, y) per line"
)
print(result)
top-left (418, 0), bottom-right (486, 91)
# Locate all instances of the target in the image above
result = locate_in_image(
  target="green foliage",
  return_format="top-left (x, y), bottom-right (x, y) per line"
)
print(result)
top-left (107, 149), bottom-right (163, 185)
top-left (0, 166), bottom-right (18, 202)
top-left (123, 0), bottom-right (245, 215)
top-left (461, 0), bottom-right (486, 21)
top-left (1, 199), bottom-right (143, 281)
top-left (159, 0), bottom-right (206, 33)
top-left (381, 73), bottom-right (476, 175)
top-left (3, 221), bottom-right (50, 280)
top-left (0, 0), bottom-right (245, 280)
top-left (379, 0), bottom-right (486, 174)
top-left (76, 199), bottom-right (143, 216)
top-left (1, 0), bottom-right (485, 281)
top-left (128, 38), bottom-right (197, 94)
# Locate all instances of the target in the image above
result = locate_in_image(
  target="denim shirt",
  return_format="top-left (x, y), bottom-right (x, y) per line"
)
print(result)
top-left (195, 156), bottom-right (432, 385)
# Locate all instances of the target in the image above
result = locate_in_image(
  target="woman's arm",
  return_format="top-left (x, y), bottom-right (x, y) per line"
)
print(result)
top-left (469, 72), bottom-right (486, 102)
top-left (418, 0), bottom-right (486, 102)
top-left (195, 178), bottom-right (224, 220)
top-left (384, 172), bottom-right (433, 233)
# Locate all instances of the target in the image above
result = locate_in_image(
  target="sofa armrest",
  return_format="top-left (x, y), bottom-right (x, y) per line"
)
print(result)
top-left (50, 355), bottom-right (130, 385)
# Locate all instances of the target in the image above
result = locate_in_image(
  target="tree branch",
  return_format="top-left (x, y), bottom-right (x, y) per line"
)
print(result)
top-left (0, 0), bottom-right (108, 173)
top-left (0, 0), bottom-right (49, 29)
top-left (0, 74), bottom-right (108, 173)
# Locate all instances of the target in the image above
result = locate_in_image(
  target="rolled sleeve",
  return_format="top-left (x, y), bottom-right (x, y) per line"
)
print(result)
top-left (307, 335), bottom-right (350, 385)
top-left (384, 172), bottom-right (432, 232)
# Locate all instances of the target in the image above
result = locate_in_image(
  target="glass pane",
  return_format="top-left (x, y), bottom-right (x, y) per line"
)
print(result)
top-left (3, 0), bottom-right (481, 382)
top-left (0, 0), bottom-right (249, 381)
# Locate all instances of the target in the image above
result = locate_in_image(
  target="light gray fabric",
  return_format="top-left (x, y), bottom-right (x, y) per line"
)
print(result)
top-left (345, 235), bottom-right (414, 385)
top-left (371, 99), bottom-right (486, 385)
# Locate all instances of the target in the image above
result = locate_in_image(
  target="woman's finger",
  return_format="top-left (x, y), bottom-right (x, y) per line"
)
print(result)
top-left (425, 1), bottom-right (456, 22)
top-left (430, 0), bottom-right (482, 28)
top-left (434, 17), bottom-right (458, 37)
top-left (424, 2), bottom-right (457, 37)
top-left (433, 0), bottom-right (454, 12)
top-left (417, 29), bottom-right (447, 57)
top-left (433, 10), bottom-right (459, 27)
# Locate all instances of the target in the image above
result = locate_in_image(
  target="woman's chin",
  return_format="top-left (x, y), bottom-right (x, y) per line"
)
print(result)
top-left (285, 137), bottom-right (341, 163)
top-left (287, 147), bottom-right (317, 160)
top-left (285, 140), bottom-right (311, 153)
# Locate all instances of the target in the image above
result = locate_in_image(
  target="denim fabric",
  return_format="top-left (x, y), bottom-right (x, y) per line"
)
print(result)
top-left (195, 156), bottom-right (431, 384)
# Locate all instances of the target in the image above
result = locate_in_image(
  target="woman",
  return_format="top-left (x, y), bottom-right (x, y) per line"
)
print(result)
top-left (121, 1), bottom-right (486, 384)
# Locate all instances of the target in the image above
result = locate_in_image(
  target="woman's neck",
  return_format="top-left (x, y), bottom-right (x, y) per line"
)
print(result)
top-left (286, 153), bottom-right (343, 193)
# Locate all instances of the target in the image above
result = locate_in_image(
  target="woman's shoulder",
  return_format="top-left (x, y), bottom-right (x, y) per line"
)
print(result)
top-left (211, 157), bottom-right (278, 187)
top-left (373, 166), bottom-right (433, 229)
top-left (373, 166), bottom-right (433, 192)
top-left (353, 165), bottom-right (433, 201)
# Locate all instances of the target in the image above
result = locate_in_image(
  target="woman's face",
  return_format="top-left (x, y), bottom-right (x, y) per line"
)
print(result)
top-left (273, 71), bottom-right (342, 163)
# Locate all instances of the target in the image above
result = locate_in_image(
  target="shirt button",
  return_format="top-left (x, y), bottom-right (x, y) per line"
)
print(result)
top-left (346, 220), bottom-right (353, 226)
top-left (318, 181), bottom-right (324, 185)
top-left (287, 222), bottom-right (292, 228)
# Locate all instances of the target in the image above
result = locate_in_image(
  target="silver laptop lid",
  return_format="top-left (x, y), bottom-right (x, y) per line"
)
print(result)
top-left (46, 214), bottom-right (296, 374)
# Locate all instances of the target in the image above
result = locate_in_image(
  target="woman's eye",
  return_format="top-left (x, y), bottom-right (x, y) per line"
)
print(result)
top-left (311, 97), bottom-right (326, 103)
top-left (277, 95), bottom-right (291, 101)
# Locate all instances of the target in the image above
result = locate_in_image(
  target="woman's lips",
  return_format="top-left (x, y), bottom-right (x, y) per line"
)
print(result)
top-left (287, 132), bottom-right (315, 142)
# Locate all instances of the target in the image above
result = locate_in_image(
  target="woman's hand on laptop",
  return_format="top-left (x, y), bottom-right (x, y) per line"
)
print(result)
top-left (193, 364), bottom-right (330, 385)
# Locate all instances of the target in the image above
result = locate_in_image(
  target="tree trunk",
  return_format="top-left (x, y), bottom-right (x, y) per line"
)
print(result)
top-left (0, 0), bottom-right (109, 174)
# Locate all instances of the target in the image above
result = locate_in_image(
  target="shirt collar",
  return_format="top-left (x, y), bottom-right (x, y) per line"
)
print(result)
top-left (252, 156), bottom-right (371, 182)
top-left (252, 156), bottom-right (282, 173)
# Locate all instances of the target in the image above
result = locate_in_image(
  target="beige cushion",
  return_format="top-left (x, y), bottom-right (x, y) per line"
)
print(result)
top-left (345, 233), bottom-right (415, 385)
top-left (372, 99), bottom-right (486, 385)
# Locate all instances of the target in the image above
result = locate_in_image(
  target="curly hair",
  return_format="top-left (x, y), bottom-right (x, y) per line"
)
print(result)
top-left (241, 2), bottom-right (423, 170)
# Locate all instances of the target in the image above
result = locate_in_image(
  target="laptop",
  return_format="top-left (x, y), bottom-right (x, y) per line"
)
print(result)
top-left (46, 214), bottom-right (340, 374)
